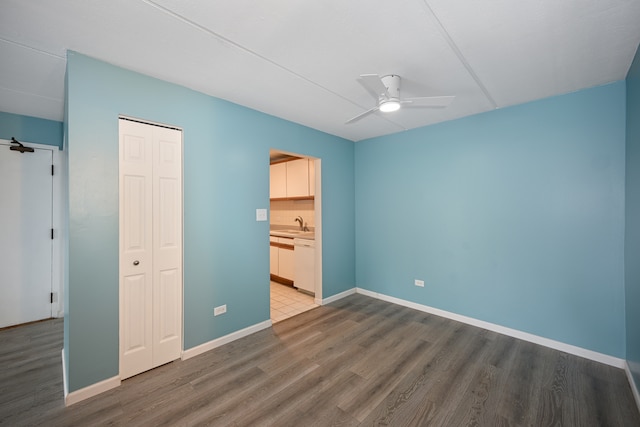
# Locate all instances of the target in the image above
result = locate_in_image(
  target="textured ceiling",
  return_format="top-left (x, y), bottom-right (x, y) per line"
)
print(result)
top-left (1, 0), bottom-right (639, 141)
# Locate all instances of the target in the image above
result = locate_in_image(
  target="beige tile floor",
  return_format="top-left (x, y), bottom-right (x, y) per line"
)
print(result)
top-left (270, 281), bottom-right (319, 323)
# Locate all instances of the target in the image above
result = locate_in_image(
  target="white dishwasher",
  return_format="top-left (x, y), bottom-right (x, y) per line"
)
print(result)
top-left (293, 238), bottom-right (315, 295)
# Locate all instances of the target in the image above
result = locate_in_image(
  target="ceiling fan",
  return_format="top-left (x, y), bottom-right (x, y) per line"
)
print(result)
top-left (345, 74), bottom-right (455, 124)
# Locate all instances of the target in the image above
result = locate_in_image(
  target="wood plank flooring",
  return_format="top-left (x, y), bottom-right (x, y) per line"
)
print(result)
top-left (1, 294), bottom-right (639, 426)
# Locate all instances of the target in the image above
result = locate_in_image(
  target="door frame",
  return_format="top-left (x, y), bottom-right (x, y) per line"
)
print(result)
top-left (0, 139), bottom-right (64, 320)
top-left (312, 158), bottom-right (323, 303)
top-left (269, 150), bottom-right (323, 303)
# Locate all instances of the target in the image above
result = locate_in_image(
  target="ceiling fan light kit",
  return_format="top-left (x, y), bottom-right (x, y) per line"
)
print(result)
top-left (379, 100), bottom-right (401, 112)
top-left (346, 73), bottom-right (455, 124)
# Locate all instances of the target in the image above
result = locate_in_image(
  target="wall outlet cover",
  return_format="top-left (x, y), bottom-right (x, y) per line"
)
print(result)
top-left (415, 279), bottom-right (425, 287)
top-left (214, 305), bottom-right (227, 316)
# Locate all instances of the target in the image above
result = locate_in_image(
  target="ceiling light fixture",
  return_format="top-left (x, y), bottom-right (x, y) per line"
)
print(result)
top-left (379, 99), bottom-right (401, 113)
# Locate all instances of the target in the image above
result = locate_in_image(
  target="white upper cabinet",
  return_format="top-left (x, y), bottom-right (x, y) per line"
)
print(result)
top-left (286, 158), bottom-right (309, 198)
top-left (308, 159), bottom-right (315, 197)
top-left (270, 162), bottom-right (287, 199)
top-left (270, 158), bottom-right (315, 199)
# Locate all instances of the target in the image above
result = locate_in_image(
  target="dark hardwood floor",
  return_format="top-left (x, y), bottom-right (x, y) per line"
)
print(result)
top-left (1, 294), bottom-right (639, 426)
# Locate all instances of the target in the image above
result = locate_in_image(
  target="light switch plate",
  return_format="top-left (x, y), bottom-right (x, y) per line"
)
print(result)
top-left (256, 208), bottom-right (267, 221)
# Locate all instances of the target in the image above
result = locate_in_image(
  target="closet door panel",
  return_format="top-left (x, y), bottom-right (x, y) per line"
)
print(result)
top-left (152, 127), bottom-right (182, 366)
top-left (119, 121), bottom-right (154, 379)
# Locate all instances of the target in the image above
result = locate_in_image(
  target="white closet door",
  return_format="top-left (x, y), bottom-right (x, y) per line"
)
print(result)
top-left (119, 119), bottom-right (182, 380)
top-left (119, 122), bottom-right (154, 379)
top-left (0, 142), bottom-right (53, 328)
top-left (152, 126), bottom-right (182, 367)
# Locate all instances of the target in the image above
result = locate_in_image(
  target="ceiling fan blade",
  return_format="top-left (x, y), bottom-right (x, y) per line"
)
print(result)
top-left (345, 105), bottom-right (380, 124)
top-left (359, 74), bottom-right (389, 99)
top-left (401, 95), bottom-right (455, 108)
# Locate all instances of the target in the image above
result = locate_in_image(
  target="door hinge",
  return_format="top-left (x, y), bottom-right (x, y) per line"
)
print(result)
top-left (51, 164), bottom-right (54, 175)
top-left (50, 292), bottom-right (54, 304)
top-left (51, 228), bottom-right (54, 240)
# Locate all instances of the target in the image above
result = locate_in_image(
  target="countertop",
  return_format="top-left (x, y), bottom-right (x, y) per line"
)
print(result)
top-left (270, 229), bottom-right (315, 240)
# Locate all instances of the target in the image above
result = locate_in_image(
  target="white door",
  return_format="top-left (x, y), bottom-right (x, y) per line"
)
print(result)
top-left (0, 141), bottom-right (53, 328)
top-left (119, 119), bottom-right (182, 379)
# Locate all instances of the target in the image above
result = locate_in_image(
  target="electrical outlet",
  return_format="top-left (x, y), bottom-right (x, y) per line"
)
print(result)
top-left (214, 305), bottom-right (227, 316)
top-left (414, 279), bottom-right (425, 287)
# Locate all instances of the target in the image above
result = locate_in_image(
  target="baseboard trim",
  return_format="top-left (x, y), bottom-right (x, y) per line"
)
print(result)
top-left (626, 362), bottom-right (640, 414)
top-left (65, 375), bottom-right (121, 406)
top-left (181, 319), bottom-right (272, 361)
top-left (320, 288), bottom-right (356, 305)
top-left (356, 288), bottom-right (625, 369)
top-left (61, 349), bottom-right (68, 399)
top-left (61, 290), bottom-right (631, 407)
top-left (63, 320), bottom-right (272, 406)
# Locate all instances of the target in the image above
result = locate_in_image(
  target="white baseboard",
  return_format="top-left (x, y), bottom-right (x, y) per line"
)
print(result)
top-left (181, 319), bottom-right (272, 361)
top-left (319, 288), bottom-right (356, 305)
top-left (65, 375), bottom-right (121, 406)
top-left (355, 288), bottom-right (626, 369)
top-left (60, 290), bottom-right (633, 408)
top-left (626, 362), bottom-right (640, 414)
top-left (62, 320), bottom-right (272, 406)
top-left (61, 349), bottom-right (68, 399)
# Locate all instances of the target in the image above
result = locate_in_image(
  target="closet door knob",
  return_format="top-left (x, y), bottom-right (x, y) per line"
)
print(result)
top-left (133, 260), bottom-right (140, 266)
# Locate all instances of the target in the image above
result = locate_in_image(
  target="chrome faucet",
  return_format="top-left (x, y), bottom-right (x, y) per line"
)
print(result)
top-left (295, 216), bottom-right (304, 230)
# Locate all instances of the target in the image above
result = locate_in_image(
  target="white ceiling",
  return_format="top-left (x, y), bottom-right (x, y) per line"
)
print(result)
top-left (1, 0), bottom-right (639, 142)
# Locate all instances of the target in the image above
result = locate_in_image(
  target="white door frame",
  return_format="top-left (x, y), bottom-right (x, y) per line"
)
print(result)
top-left (0, 139), bottom-right (64, 320)
top-left (269, 151), bottom-right (323, 302)
top-left (312, 158), bottom-right (323, 304)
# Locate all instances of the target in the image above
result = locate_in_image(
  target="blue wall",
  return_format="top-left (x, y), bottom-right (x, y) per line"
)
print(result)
top-left (355, 82), bottom-right (626, 357)
top-left (65, 52), bottom-right (355, 392)
top-left (625, 45), bottom-right (640, 391)
top-left (64, 48), bottom-right (636, 395)
top-left (0, 111), bottom-right (63, 148)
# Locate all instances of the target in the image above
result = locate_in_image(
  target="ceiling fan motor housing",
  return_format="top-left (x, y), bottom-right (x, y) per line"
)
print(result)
top-left (380, 74), bottom-right (401, 101)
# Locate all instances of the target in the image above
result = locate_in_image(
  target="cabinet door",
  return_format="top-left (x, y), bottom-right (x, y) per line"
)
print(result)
top-left (286, 159), bottom-right (309, 197)
top-left (270, 163), bottom-right (287, 198)
top-left (308, 159), bottom-right (315, 197)
top-left (270, 244), bottom-right (279, 276)
top-left (278, 247), bottom-right (294, 280)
